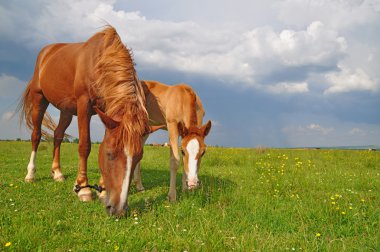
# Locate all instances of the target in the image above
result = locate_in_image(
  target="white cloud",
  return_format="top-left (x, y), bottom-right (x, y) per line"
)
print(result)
top-left (2, 111), bottom-right (14, 121)
top-left (282, 123), bottom-right (335, 136)
top-left (306, 124), bottom-right (334, 135)
top-left (275, 0), bottom-right (380, 30)
top-left (266, 82), bottom-right (309, 94)
top-left (0, 73), bottom-right (25, 98)
top-left (324, 64), bottom-right (378, 94)
top-left (349, 128), bottom-right (367, 136)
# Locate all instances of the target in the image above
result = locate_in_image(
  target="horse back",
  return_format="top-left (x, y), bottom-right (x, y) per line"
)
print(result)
top-left (142, 80), bottom-right (205, 127)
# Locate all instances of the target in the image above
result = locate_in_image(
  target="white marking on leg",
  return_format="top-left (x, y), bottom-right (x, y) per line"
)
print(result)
top-left (120, 149), bottom-right (133, 211)
top-left (186, 139), bottom-right (199, 187)
top-left (26, 151), bottom-right (37, 180)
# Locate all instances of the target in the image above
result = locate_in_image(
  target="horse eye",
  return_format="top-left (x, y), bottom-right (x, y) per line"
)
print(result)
top-left (181, 149), bottom-right (185, 156)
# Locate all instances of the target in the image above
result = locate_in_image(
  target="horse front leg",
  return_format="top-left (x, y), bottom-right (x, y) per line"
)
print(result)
top-left (167, 122), bottom-right (180, 202)
top-left (75, 97), bottom-right (93, 201)
top-left (51, 112), bottom-right (73, 181)
top-left (25, 92), bottom-right (49, 182)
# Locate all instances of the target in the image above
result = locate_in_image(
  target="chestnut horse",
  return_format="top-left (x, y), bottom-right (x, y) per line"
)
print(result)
top-left (132, 80), bottom-right (212, 201)
top-left (18, 26), bottom-right (151, 215)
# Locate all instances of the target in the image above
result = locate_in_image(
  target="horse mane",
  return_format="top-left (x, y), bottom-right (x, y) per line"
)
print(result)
top-left (92, 26), bottom-right (148, 154)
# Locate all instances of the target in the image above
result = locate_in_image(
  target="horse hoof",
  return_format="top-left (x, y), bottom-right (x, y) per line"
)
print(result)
top-left (25, 177), bottom-right (35, 183)
top-left (54, 176), bottom-right (65, 182)
top-left (51, 171), bottom-right (65, 182)
top-left (97, 190), bottom-right (107, 203)
top-left (79, 193), bottom-right (93, 202)
top-left (77, 188), bottom-right (93, 202)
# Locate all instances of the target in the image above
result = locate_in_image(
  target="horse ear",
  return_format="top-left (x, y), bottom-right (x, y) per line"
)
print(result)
top-left (177, 122), bottom-right (188, 138)
top-left (93, 106), bottom-right (120, 129)
top-left (202, 120), bottom-right (212, 137)
top-left (145, 125), bottom-right (166, 136)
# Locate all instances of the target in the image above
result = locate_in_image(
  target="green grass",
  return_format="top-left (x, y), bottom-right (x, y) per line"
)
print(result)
top-left (0, 141), bottom-right (379, 251)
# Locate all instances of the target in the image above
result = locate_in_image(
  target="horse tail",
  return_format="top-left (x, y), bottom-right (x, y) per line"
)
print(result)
top-left (16, 81), bottom-right (58, 139)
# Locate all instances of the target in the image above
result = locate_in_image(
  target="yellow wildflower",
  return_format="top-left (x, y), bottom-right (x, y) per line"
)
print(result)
top-left (331, 201), bottom-right (336, 205)
top-left (5, 242), bottom-right (11, 247)
top-left (315, 233), bottom-right (321, 237)
top-left (341, 211), bottom-right (346, 215)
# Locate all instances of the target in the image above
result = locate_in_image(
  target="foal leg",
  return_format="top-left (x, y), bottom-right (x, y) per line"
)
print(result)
top-left (133, 162), bottom-right (145, 192)
top-left (133, 134), bottom-right (149, 192)
top-left (51, 112), bottom-right (73, 181)
top-left (74, 97), bottom-right (92, 201)
top-left (25, 92), bottom-right (49, 182)
top-left (167, 122), bottom-right (180, 201)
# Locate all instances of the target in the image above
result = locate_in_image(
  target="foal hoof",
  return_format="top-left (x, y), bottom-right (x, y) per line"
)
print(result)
top-left (167, 193), bottom-right (177, 202)
top-left (136, 186), bottom-right (145, 192)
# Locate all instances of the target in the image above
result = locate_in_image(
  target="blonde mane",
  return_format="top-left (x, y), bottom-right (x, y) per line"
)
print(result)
top-left (92, 26), bottom-right (148, 154)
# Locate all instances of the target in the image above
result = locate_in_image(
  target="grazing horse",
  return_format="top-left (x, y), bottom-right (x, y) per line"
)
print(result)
top-left (132, 80), bottom-right (212, 201)
top-left (18, 26), bottom-right (151, 214)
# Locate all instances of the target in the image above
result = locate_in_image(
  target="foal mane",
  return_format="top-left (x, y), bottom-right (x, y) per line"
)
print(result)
top-left (92, 26), bottom-right (148, 154)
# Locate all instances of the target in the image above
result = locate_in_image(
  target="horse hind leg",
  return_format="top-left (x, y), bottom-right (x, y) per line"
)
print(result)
top-left (51, 112), bottom-right (73, 181)
top-left (25, 92), bottom-right (49, 182)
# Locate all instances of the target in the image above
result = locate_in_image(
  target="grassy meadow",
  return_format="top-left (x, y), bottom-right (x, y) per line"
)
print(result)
top-left (0, 141), bottom-right (379, 251)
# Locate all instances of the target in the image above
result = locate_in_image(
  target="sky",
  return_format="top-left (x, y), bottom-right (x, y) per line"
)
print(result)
top-left (0, 0), bottom-right (380, 148)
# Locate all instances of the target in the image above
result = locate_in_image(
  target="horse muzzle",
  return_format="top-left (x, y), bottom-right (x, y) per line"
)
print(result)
top-left (187, 178), bottom-right (199, 190)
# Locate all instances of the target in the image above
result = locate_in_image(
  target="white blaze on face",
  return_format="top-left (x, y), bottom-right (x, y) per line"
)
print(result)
top-left (120, 149), bottom-right (133, 211)
top-left (186, 138), bottom-right (200, 186)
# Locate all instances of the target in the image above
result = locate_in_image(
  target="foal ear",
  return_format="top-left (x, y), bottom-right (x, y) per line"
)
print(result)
top-left (145, 125), bottom-right (166, 136)
top-left (93, 106), bottom-right (120, 130)
top-left (202, 120), bottom-right (212, 137)
top-left (177, 122), bottom-right (188, 138)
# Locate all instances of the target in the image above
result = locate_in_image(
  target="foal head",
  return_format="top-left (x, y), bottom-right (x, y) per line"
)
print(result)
top-left (178, 120), bottom-right (212, 189)
top-left (94, 107), bottom-right (162, 216)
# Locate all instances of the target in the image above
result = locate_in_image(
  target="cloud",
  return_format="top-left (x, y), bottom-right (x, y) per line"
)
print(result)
top-left (275, 0), bottom-right (380, 30)
top-left (348, 128), bottom-right (367, 136)
top-left (4, 2), bottom-right (380, 96)
top-left (0, 1), bottom-right (351, 95)
top-left (306, 124), bottom-right (334, 135)
top-left (2, 111), bottom-right (14, 121)
top-left (0, 73), bottom-right (25, 98)
top-left (283, 123), bottom-right (334, 136)
top-left (324, 64), bottom-right (378, 94)
top-left (266, 82), bottom-right (309, 94)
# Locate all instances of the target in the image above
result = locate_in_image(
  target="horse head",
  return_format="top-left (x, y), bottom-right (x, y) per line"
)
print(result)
top-left (178, 120), bottom-right (212, 189)
top-left (94, 106), bottom-right (163, 216)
